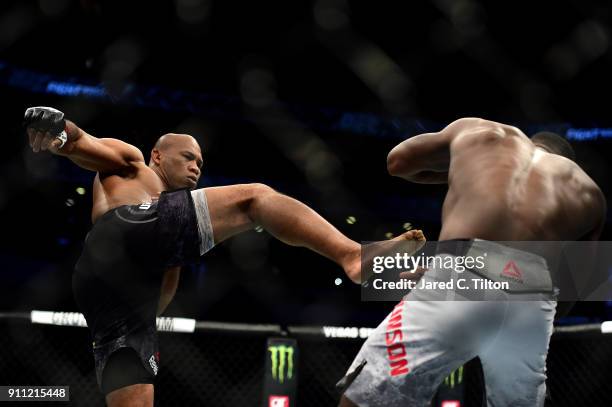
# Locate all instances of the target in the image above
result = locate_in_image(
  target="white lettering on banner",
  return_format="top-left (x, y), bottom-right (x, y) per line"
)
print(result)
top-left (30, 311), bottom-right (196, 333)
top-left (323, 326), bottom-right (373, 339)
top-left (156, 318), bottom-right (175, 332)
top-left (50, 312), bottom-right (87, 327)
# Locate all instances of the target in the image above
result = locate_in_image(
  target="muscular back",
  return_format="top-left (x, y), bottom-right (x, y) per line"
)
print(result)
top-left (441, 120), bottom-right (602, 241)
top-left (388, 118), bottom-right (605, 242)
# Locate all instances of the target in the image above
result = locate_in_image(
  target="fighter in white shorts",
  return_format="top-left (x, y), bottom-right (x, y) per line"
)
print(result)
top-left (339, 118), bottom-right (606, 406)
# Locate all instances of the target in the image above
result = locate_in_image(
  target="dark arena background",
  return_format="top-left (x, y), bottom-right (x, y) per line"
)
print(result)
top-left (1, 1), bottom-right (611, 406)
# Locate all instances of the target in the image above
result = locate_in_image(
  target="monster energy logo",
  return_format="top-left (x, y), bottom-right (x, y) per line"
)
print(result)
top-left (444, 365), bottom-right (464, 388)
top-left (268, 345), bottom-right (294, 384)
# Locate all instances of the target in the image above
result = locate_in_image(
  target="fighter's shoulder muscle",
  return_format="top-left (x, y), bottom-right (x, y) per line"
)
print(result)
top-left (444, 117), bottom-right (526, 145)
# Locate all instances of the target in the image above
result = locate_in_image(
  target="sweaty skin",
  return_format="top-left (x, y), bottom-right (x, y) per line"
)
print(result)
top-left (387, 118), bottom-right (606, 243)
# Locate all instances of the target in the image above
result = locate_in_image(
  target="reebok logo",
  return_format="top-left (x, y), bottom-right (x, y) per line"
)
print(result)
top-left (500, 260), bottom-right (523, 283)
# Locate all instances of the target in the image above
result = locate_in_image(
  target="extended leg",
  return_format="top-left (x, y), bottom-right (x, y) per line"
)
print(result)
top-left (203, 183), bottom-right (360, 277)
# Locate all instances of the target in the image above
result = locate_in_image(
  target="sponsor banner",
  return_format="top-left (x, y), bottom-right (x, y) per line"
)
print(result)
top-left (322, 326), bottom-right (374, 339)
top-left (30, 311), bottom-right (195, 333)
top-left (262, 338), bottom-right (298, 407)
top-left (432, 365), bottom-right (466, 407)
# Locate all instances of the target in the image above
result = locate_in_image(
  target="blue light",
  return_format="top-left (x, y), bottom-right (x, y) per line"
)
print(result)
top-left (57, 237), bottom-right (70, 246)
top-left (567, 128), bottom-right (612, 141)
top-left (46, 82), bottom-right (106, 98)
top-left (2, 59), bottom-right (610, 141)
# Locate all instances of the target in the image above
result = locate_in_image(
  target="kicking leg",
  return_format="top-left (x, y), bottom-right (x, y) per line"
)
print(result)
top-left (203, 183), bottom-right (360, 277)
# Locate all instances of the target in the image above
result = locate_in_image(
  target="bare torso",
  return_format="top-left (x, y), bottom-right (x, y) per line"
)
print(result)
top-left (91, 163), bottom-right (181, 313)
top-left (91, 163), bottom-right (165, 223)
top-left (440, 121), bottom-right (602, 243)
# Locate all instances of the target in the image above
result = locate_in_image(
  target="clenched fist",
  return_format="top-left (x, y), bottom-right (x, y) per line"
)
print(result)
top-left (24, 106), bottom-right (68, 153)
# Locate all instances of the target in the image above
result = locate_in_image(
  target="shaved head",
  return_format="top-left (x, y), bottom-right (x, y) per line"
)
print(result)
top-left (154, 133), bottom-right (198, 151)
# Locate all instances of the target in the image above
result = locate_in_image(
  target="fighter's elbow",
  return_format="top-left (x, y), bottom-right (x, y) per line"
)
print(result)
top-left (387, 151), bottom-right (406, 177)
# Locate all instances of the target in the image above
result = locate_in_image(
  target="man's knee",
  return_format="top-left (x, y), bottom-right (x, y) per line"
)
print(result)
top-left (248, 183), bottom-right (276, 198)
top-left (246, 183), bottom-right (278, 210)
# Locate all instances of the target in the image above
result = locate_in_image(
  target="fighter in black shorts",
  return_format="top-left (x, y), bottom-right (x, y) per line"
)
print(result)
top-left (24, 106), bottom-right (421, 406)
top-left (73, 190), bottom-right (205, 397)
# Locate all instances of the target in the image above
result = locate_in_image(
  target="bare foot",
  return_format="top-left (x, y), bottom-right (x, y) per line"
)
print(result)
top-left (344, 229), bottom-right (427, 284)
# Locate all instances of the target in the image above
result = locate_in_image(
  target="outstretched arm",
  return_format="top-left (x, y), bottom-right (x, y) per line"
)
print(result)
top-left (387, 131), bottom-right (451, 183)
top-left (25, 106), bottom-right (144, 173)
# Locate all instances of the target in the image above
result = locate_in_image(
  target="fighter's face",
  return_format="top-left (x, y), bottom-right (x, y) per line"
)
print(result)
top-left (160, 137), bottom-right (203, 190)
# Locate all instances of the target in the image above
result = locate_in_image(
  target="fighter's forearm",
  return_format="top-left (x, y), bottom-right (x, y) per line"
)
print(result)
top-left (57, 120), bottom-right (86, 158)
top-left (63, 132), bottom-right (114, 172)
